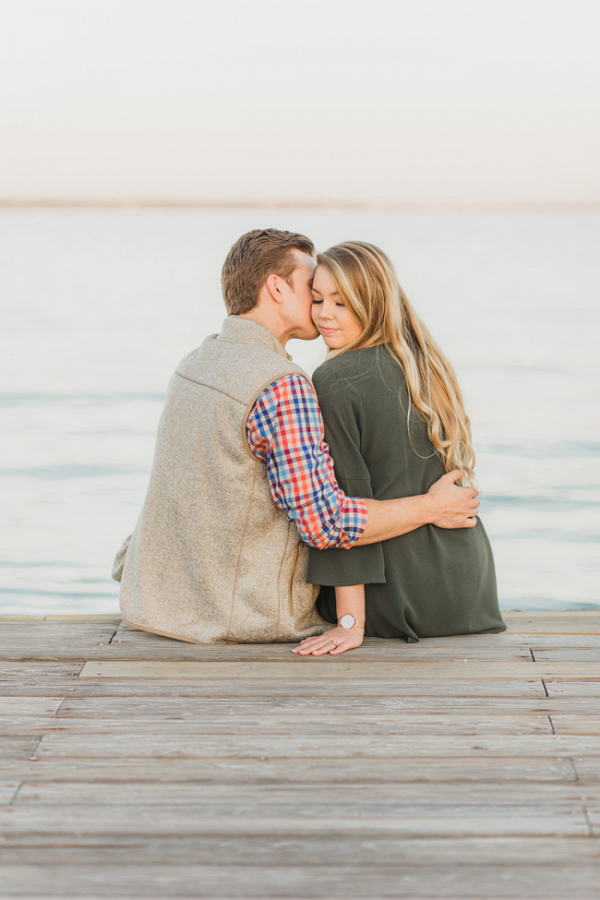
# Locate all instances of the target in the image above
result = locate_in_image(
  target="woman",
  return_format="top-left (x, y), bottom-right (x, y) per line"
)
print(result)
top-left (293, 241), bottom-right (505, 657)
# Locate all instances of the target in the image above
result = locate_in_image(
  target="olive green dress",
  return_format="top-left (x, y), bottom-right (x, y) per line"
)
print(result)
top-left (308, 346), bottom-right (505, 642)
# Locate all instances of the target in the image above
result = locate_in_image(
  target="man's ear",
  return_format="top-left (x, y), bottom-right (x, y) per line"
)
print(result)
top-left (265, 274), bottom-right (284, 304)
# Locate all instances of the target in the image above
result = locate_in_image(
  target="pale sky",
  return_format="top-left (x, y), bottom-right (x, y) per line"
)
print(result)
top-left (0, 0), bottom-right (598, 205)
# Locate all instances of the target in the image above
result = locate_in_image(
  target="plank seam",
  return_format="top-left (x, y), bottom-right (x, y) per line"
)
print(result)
top-left (107, 628), bottom-right (119, 646)
top-left (8, 781), bottom-right (24, 807)
top-left (28, 736), bottom-right (43, 762)
top-left (53, 698), bottom-right (70, 716)
top-left (568, 758), bottom-right (580, 784)
top-left (582, 805), bottom-right (594, 837)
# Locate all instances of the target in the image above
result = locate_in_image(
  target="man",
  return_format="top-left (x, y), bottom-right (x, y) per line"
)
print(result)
top-left (113, 229), bottom-right (479, 643)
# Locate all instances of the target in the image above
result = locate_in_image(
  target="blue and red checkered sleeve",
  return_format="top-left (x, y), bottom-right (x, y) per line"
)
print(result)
top-left (246, 374), bottom-right (367, 549)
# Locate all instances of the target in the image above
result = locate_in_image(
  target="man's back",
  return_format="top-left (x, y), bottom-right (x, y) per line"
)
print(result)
top-left (113, 316), bottom-right (327, 643)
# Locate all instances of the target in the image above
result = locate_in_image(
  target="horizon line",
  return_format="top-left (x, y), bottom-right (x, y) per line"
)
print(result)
top-left (1, 199), bottom-right (599, 212)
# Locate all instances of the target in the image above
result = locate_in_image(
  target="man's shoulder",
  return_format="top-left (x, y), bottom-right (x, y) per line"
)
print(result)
top-left (175, 331), bottom-right (222, 366)
top-left (175, 334), bottom-right (309, 404)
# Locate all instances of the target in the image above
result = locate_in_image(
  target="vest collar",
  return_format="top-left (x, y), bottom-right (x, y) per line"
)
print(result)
top-left (218, 315), bottom-right (292, 361)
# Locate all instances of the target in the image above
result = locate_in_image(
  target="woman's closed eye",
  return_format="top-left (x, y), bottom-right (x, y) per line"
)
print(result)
top-left (312, 294), bottom-right (346, 308)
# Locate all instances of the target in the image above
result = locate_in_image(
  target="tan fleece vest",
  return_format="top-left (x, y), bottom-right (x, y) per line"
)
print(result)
top-left (112, 316), bottom-right (328, 643)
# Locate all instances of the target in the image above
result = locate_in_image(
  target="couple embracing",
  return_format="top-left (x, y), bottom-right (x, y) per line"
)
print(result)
top-left (113, 229), bottom-right (505, 655)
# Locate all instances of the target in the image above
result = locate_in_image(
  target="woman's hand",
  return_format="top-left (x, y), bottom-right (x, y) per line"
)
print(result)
top-left (292, 625), bottom-right (364, 656)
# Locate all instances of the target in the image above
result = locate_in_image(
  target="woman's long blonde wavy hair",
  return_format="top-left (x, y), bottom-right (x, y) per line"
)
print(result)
top-left (317, 241), bottom-right (476, 485)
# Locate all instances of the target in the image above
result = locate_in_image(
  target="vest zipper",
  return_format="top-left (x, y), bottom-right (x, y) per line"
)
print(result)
top-left (288, 543), bottom-right (301, 616)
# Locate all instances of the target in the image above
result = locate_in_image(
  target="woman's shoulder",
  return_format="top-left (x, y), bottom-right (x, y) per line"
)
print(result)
top-left (313, 346), bottom-right (401, 395)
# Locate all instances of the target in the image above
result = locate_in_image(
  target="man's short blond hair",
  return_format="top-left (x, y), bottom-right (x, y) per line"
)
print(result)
top-left (221, 229), bottom-right (315, 316)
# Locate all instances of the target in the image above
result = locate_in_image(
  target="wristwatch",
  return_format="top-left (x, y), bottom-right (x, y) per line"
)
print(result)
top-left (338, 615), bottom-right (365, 630)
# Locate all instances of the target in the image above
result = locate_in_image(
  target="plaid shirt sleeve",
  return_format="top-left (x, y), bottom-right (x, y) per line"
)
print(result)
top-left (246, 374), bottom-right (368, 549)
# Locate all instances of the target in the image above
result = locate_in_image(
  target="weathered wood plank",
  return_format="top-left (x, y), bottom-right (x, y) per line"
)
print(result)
top-left (0, 835), bottom-right (597, 866)
top-left (116, 624), bottom-right (532, 644)
top-left (3, 714), bottom-right (554, 738)
top-left (0, 624), bottom-right (535, 663)
top-left (0, 802), bottom-right (590, 838)
top-left (110, 626), bottom-right (532, 660)
top-left (52, 695), bottom-right (600, 717)
top-left (34, 731), bottom-right (600, 759)
top-left (0, 615), bottom-right (120, 622)
top-left (107, 642), bottom-right (535, 660)
top-left (545, 681), bottom-right (600, 696)
top-left (0, 684), bottom-right (84, 698)
top-left (0, 862), bottom-right (599, 898)
top-left (0, 662), bottom-right (83, 679)
top-left (59, 677), bottom-right (549, 698)
top-left (0, 738), bottom-right (40, 760)
top-left (551, 716), bottom-right (600, 735)
top-left (78, 659), bottom-right (600, 679)
top-left (0, 615), bottom-right (47, 620)
top-left (503, 613), bottom-right (600, 634)
top-left (526, 635), bottom-right (600, 647)
top-left (505, 612), bottom-right (600, 617)
top-left (43, 615), bottom-right (121, 622)
top-left (15, 780), bottom-right (600, 806)
top-left (0, 624), bottom-right (118, 661)
top-left (0, 680), bottom-right (552, 700)
top-left (533, 649), bottom-right (600, 661)
top-left (0, 756), bottom-right (578, 784)
top-left (0, 698), bottom-right (64, 715)
top-left (0, 623), bottom-right (118, 641)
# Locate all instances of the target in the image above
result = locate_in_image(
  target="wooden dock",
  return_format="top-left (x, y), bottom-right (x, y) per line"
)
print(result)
top-left (0, 611), bottom-right (599, 898)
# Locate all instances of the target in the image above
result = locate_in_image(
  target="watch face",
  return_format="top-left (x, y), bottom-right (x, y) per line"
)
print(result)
top-left (340, 614), bottom-right (356, 629)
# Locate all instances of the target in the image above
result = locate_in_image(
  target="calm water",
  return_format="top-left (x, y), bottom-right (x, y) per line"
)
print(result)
top-left (1, 209), bottom-right (599, 613)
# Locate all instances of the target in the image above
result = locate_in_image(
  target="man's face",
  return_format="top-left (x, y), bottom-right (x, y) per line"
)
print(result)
top-left (280, 251), bottom-right (319, 341)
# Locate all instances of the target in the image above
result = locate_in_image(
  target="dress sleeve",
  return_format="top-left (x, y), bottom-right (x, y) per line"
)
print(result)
top-left (307, 374), bottom-right (386, 587)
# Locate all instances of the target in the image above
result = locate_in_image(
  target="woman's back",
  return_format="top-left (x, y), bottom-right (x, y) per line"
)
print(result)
top-left (308, 345), bottom-right (506, 641)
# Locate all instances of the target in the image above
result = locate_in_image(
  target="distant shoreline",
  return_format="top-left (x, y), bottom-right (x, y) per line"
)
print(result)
top-left (1, 199), bottom-right (599, 212)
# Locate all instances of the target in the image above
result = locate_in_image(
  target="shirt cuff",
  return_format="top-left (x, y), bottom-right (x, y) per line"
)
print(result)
top-left (331, 496), bottom-right (368, 549)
